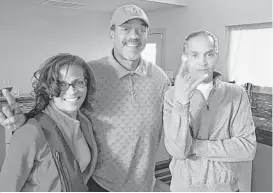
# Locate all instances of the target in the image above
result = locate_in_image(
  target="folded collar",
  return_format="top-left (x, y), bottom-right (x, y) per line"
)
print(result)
top-left (213, 71), bottom-right (222, 85)
top-left (43, 100), bottom-right (81, 138)
top-left (108, 50), bottom-right (149, 79)
top-left (213, 71), bottom-right (222, 79)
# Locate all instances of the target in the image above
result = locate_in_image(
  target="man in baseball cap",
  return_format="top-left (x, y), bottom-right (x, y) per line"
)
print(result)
top-left (87, 4), bottom-right (170, 192)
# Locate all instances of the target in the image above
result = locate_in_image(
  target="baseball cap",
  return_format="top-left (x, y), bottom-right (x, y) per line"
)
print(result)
top-left (110, 5), bottom-right (151, 28)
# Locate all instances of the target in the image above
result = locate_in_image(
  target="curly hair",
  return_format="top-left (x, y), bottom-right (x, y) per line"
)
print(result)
top-left (29, 53), bottom-right (96, 115)
top-left (182, 30), bottom-right (219, 55)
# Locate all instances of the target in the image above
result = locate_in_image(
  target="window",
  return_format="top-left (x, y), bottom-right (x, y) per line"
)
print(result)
top-left (141, 43), bottom-right (156, 64)
top-left (225, 23), bottom-right (272, 87)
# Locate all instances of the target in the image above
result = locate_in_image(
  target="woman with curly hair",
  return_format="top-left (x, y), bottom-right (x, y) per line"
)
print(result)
top-left (0, 53), bottom-right (98, 191)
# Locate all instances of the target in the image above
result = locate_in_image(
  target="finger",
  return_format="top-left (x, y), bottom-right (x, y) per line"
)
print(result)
top-left (2, 89), bottom-right (17, 109)
top-left (1, 116), bottom-right (17, 130)
top-left (2, 114), bottom-right (25, 131)
top-left (0, 111), bottom-right (6, 123)
top-left (184, 74), bottom-right (191, 82)
top-left (178, 61), bottom-right (188, 75)
top-left (192, 74), bottom-right (209, 89)
top-left (5, 125), bottom-right (13, 141)
top-left (176, 63), bottom-right (188, 81)
top-left (2, 105), bottom-right (14, 117)
top-left (181, 65), bottom-right (189, 79)
top-left (181, 54), bottom-right (188, 63)
top-left (5, 125), bottom-right (13, 153)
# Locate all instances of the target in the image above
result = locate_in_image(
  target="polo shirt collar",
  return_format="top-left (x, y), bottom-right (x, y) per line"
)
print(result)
top-left (108, 49), bottom-right (148, 79)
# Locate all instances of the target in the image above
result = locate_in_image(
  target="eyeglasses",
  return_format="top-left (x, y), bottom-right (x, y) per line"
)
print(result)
top-left (58, 78), bottom-right (87, 91)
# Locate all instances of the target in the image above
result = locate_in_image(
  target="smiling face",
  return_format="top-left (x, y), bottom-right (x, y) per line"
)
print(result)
top-left (110, 18), bottom-right (148, 61)
top-left (53, 65), bottom-right (87, 118)
top-left (186, 35), bottom-right (218, 83)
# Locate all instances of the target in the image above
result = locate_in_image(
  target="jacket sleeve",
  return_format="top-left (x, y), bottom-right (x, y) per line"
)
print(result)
top-left (0, 119), bottom-right (43, 191)
top-left (192, 87), bottom-right (257, 162)
top-left (163, 87), bottom-right (193, 160)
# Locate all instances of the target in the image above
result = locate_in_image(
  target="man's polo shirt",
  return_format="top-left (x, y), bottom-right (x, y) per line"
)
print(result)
top-left (86, 52), bottom-right (170, 191)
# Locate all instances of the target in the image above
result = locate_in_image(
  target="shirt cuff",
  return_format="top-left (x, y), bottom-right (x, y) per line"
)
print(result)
top-left (173, 100), bottom-right (190, 117)
top-left (192, 139), bottom-right (208, 157)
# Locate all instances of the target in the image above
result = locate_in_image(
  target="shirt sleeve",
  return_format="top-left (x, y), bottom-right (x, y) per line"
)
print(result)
top-left (192, 87), bottom-right (257, 162)
top-left (163, 87), bottom-right (193, 160)
top-left (0, 119), bottom-right (44, 191)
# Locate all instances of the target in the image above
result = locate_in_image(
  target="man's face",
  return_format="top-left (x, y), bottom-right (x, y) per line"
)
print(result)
top-left (185, 35), bottom-right (218, 83)
top-left (111, 18), bottom-right (148, 61)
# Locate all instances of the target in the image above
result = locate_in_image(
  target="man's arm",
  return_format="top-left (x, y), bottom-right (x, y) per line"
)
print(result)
top-left (191, 87), bottom-right (256, 162)
top-left (163, 61), bottom-right (208, 160)
top-left (163, 88), bottom-right (193, 160)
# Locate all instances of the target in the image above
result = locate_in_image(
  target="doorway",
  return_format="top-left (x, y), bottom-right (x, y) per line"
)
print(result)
top-left (142, 32), bottom-right (170, 163)
top-left (141, 33), bottom-right (164, 69)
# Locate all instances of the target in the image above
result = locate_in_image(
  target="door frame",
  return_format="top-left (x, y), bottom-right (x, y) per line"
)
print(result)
top-left (148, 28), bottom-right (166, 70)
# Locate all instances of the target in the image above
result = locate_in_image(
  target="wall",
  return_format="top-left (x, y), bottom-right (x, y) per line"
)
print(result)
top-left (251, 143), bottom-right (272, 192)
top-left (148, 0), bottom-right (272, 81)
top-left (3, 0), bottom-right (271, 89)
top-left (0, 0), bottom-right (112, 93)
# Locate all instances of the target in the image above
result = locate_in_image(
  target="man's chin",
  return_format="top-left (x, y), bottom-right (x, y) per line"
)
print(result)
top-left (123, 54), bottom-right (140, 61)
top-left (192, 73), bottom-right (212, 83)
top-left (203, 75), bottom-right (214, 83)
top-left (123, 48), bottom-right (143, 60)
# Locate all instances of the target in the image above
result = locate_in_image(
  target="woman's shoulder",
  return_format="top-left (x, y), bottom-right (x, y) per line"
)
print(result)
top-left (11, 118), bottom-right (47, 149)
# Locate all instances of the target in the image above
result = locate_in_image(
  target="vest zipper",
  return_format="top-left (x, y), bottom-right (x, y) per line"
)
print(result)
top-left (54, 151), bottom-right (70, 191)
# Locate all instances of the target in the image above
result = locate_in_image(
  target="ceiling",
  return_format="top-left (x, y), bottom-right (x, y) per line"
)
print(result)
top-left (24, 0), bottom-right (187, 13)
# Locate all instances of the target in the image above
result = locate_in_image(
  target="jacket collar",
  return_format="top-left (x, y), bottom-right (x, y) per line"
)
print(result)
top-left (108, 49), bottom-right (149, 79)
top-left (212, 71), bottom-right (222, 85)
top-left (213, 71), bottom-right (222, 80)
top-left (43, 100), bottom-right (81, 139)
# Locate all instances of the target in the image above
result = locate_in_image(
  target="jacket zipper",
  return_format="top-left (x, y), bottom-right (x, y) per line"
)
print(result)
top-left (206, 86), bottom-right (217, 110)
top-left (196, 82), bottom-right (217, 111)
top-left (54, 151), bottom-right (70, 191)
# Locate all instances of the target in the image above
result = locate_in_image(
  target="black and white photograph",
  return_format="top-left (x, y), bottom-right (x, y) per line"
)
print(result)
top-left (0, 0), bottom-right (272, 192)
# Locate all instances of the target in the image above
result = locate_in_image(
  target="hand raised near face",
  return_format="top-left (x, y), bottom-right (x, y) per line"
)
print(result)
top-left (174, 55), bottom-right (208, 105)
